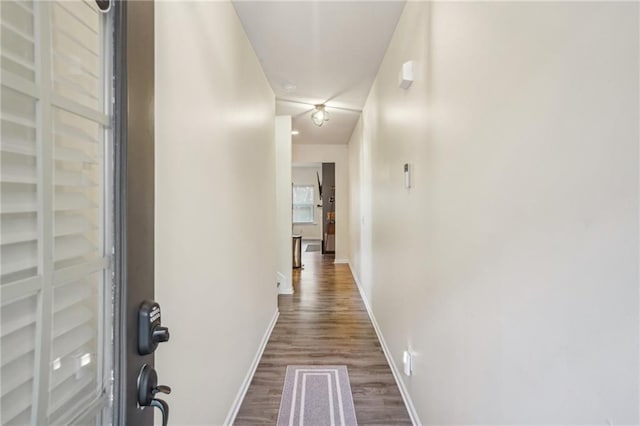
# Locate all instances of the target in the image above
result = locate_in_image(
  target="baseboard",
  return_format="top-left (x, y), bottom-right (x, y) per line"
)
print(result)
top-left (333, 258), bottom-right (349, 264)
top-left (348, 262), bottom-right (422, 426)
top-left (224, 308), bottom-right (280, 425)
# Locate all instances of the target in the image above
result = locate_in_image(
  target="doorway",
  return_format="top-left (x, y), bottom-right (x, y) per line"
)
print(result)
top-left (320, 162), bottom-right (336, 255)
top-left (291, 162), bottom-right (322, 244)
top-left (291, 162), bottom-right (336, 255)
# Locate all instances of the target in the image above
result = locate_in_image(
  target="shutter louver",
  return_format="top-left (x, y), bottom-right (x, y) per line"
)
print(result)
top-left (48, 1), bottom-right (107, 423)
top-left (1, 87), bottom-right (38, 284)
top-left (1, 293), bottom-right (37, 425)
top-left (1, 0), bottom-right (35, 83)
top-left (51, 1), bottom-right (100, 112)
top-left (51, 1), bottom-right (102, 273)
top-left (1, 0), bottom-right (113, 423)
top-left (1, 2), bottom-right (38, 423)
top-left (48, 276), bottom-right (99, 424)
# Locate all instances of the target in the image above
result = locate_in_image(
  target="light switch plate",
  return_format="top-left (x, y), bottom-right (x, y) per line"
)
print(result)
top-left (399, 61), bottom-right (414, 89)
top-left (403, 350), bottom-right (412, 376)
top-left (404, 163), bottom-right (411, 189)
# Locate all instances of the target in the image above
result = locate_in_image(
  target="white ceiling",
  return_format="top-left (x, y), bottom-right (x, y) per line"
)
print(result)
top-left (233, 1), bottom-right (405, 145)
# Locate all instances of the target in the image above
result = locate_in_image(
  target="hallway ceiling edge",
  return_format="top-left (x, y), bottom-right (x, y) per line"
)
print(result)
top-left (232, 1), bottom-right (406, 145)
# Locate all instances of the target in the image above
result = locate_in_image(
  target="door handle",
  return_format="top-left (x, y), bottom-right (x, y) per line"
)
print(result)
top-left (150, 399), bottom-right (169, 426)
top-left (137, 364), bottom-right (171, 426)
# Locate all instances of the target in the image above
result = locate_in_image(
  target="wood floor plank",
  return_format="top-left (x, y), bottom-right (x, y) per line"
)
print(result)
top-left (234, 245), bottom-right (412, 425)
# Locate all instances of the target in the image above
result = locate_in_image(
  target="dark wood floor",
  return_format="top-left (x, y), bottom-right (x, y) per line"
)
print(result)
top-left (234, 242), bottom-right (412, 425)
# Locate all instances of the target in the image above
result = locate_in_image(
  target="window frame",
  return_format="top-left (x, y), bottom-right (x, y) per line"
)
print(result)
top-left (292, 184), bottom-right (315, 224)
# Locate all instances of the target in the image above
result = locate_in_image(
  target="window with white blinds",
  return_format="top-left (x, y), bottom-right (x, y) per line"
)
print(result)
top-left (292, 185), bottom-right (315, 224)
top-left (1, 1), bottom-right (114, 425)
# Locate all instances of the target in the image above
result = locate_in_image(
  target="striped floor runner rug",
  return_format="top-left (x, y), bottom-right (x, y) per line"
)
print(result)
top-left (276, 365), bottom-right (358, 426)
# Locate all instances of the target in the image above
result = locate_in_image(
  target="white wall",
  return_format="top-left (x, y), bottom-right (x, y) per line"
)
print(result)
top-left (293, 144), bottom-right (349, 262)
top-left (292, 165), bottom-right (323, 240)
top-left (155, 3), bottom-right (277, 424)
top-left (349, 2), bottom-right (639, 424)
top-left (275, 116), bottom-right (293, 294)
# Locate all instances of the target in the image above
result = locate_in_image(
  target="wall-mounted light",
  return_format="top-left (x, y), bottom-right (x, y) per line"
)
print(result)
top-left (291, 130), bottom-right (299, 135)
top-left (311, 104), bottom-right (330, 127)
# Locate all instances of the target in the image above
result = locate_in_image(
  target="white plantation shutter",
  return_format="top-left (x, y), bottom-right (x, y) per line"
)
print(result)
top-left (1, 1), bottom-right (113, 425)
top-left (1, 3), bottom-right (40, 424)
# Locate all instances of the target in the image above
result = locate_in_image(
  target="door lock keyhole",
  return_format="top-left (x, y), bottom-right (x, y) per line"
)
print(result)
top-left (138, 300), bottom-right (170, 355)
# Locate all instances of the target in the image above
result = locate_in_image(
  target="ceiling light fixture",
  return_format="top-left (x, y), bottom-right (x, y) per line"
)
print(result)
top-left (310, 104), bottom-right (330, 127)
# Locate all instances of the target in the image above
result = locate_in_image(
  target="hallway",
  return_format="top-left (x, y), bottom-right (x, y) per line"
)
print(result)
top-left (152, 2), bottom-right (638, 424)
top-left (234, 242), bottom-right (412, 425)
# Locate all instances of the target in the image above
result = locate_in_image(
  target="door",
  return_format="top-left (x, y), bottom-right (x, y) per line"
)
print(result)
top-left (112, 1), bottom-right (167, 425)
top-left (0, 0), bottom-right (166, 424)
